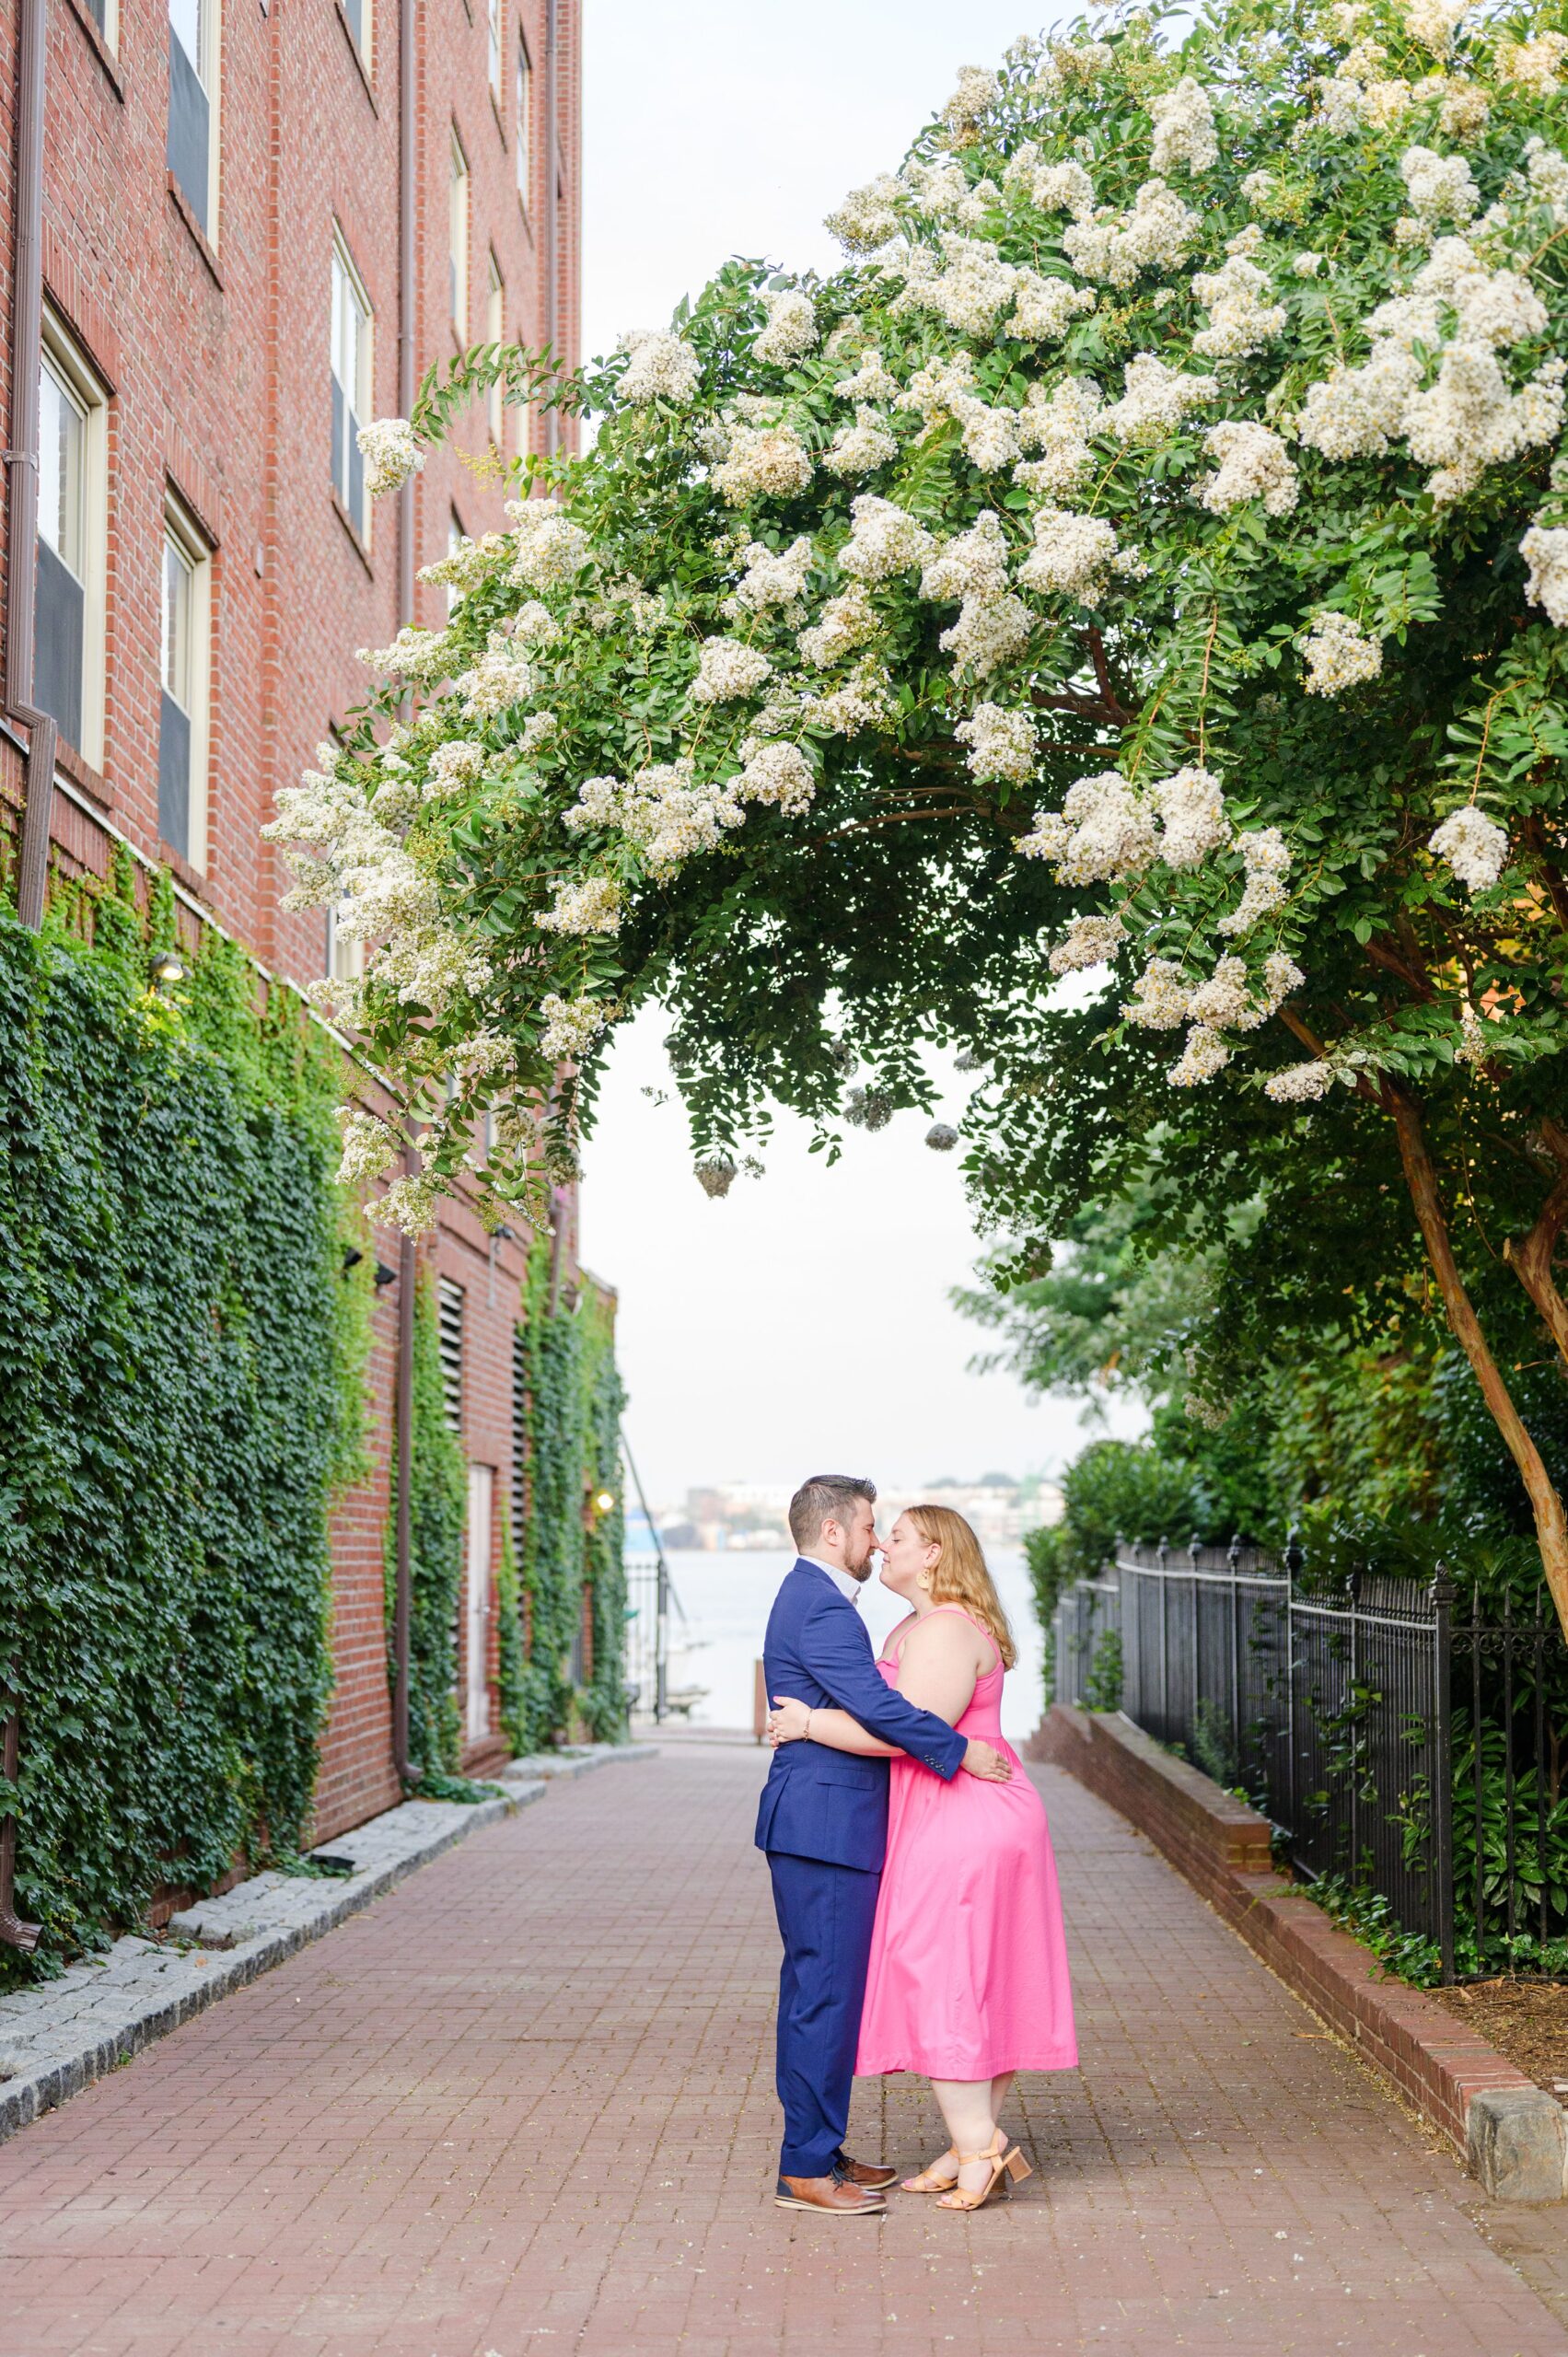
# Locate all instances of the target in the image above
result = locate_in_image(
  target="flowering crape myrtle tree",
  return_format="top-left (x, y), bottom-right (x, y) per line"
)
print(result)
top-left (273, 0), bottom-right (1568, 1625)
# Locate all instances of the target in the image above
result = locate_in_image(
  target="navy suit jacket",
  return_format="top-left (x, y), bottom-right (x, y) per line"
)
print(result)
top-left (753, 1558), bottom-right (968, 1871)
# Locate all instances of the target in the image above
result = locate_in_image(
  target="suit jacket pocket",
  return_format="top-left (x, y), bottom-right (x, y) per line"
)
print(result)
top-left (814, 1757), bottom-right (882, 1791)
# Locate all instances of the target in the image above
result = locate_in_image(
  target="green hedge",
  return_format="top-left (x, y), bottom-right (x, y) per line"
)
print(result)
top-left (0, 858), bottom-right (366, 1987)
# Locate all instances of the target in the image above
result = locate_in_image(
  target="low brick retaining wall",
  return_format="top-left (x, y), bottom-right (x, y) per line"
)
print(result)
top-left (1029, 1705), bottom-right (1567, 2203)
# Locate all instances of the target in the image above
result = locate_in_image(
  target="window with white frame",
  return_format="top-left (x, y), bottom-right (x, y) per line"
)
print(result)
top-left (168, 0), bottom-right (219, 241)
top-left (85, 0), bottom-right (120, 47)
top-left (486, 256), bottom-right (505, 447)
top-left (36, 324), bottom-right (108, 765)
top-left (158, 498), bottom-right (213, 870)
top-left (488, 0), bottom-right (502, 98)
top-left (325, 900), bottom-right (365, 985)
top-left (331, 234), bottom-right (373, 539)
top-left (342, 0), bottom-right (369, 66)
top-left (449, 131), bottom-right (470, 334)
top-left (516, 34), bottom-right (532, 207)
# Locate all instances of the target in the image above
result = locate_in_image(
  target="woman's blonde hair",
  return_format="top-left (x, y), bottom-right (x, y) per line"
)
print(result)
top-left (907, 1504), bottom-right (1016, 1669)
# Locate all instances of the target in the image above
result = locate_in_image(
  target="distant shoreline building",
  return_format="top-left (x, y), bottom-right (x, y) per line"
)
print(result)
top-left (655, 1477), bottom-right (1064, 1555)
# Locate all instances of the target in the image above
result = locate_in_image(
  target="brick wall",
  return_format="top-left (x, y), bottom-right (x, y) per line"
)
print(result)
top-left (2, 0), bottom-right (590, 1837)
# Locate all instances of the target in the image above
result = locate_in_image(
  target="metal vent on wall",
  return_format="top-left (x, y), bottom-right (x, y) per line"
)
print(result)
top-left (437, 1280), bottom-right (464, 1431)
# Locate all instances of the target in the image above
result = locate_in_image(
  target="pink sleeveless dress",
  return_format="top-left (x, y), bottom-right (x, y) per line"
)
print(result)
top-left (855, 1608), bottom-right (1078, 2079)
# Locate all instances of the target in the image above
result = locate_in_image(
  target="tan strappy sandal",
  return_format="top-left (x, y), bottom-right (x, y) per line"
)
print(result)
top-left (901, 2148), bottom-right (961, 2193)
top-left (936, 2130), bottom-right (1033, 2212)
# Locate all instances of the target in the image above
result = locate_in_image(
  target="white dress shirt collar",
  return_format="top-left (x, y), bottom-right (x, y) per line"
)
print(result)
top-left (799, 1552), bottom-right (865, 1605)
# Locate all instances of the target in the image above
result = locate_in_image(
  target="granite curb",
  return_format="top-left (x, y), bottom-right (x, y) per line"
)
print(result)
top-left (0, 1740), bottom-right (656, 2147)
top-left (1028, 1704), bottom-right (1568, 2204)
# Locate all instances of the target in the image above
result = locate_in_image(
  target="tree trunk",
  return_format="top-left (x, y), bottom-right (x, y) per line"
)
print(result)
top-left (1388, 1087), bottom-right (1568, 1642)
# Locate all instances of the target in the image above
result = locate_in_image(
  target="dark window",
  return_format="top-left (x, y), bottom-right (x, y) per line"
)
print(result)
top-left (168, 2), bottom-right (211, 236)
top-left (35, 542), bottom-right (84, 748)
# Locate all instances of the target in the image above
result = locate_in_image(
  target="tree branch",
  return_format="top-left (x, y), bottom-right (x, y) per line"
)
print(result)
top-left (1388, 1085), bottom-right (1568, 1640)
top-left (1363, 936), bottom-right (1433, 1000)
top-left (1504, 1166), bottom-right (1568, 1369)
top-left (1084, 628), bottom-right (1133, 726)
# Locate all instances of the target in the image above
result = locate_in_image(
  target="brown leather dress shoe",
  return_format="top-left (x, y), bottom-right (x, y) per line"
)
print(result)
top-left (837, 2154), bottom-right (899, 2191)
top-left (775, 2171), bottom-right (887, 2215)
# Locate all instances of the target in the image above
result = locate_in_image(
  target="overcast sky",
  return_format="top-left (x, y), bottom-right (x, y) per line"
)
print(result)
top-left (573, 0), bottom-right (1140, 1505)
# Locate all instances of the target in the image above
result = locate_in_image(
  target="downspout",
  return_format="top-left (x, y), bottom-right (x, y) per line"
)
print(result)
top-left (5, 0), bottom-right (57, 935)
top-left (390, 0), bottom-right (417, 1784)
top-left (0, 0), bottom-right (49, 1954)
top-left (544, 0), bottom-right (558, 459)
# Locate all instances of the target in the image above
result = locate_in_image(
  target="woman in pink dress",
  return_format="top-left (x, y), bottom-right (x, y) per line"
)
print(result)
top-left (768, 1504), bottom-right (1076, 2211)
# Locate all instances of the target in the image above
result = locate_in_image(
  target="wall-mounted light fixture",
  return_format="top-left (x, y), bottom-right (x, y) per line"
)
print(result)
top-left (594, 1490), bottom-right (617, 1516)
top-left (148, 948), bottom-right (187, 992)
top-left (374, 1261), bottom-right (398, 1287)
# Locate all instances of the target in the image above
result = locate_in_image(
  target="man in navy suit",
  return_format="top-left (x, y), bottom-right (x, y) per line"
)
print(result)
top-left (755, 1472), bottom-right (1011, 2215)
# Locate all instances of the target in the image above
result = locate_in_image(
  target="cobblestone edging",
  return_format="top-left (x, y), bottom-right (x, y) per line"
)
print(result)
top-left (0, 1742), bottom-right (657, 2146)
top-left (1029, 1706), bottom-right (1568, 2206)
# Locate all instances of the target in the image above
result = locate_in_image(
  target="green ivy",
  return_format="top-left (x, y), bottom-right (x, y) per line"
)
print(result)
top-left (503, 1244), bottom-right (627, 1755)
top-left (387, 1266), bottom-right (470, 1788)
top-left (0, 855), bottom-right (365, 1988)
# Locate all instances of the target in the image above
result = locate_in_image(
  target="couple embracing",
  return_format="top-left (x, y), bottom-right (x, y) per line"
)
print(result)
top-left (756, 1474), bottom-right (1077, 2217)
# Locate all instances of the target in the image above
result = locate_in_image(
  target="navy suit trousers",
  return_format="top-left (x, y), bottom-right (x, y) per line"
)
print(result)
top-left (768, 1850), bottom-right (882, 2177)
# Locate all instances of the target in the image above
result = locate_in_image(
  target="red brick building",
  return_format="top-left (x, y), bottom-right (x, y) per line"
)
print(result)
top-left (0, 0), bottom-right (590, 1836)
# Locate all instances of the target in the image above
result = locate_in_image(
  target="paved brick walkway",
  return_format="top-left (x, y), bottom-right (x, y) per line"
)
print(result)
top-left (2, 1741), bottom-right (1565, 2357)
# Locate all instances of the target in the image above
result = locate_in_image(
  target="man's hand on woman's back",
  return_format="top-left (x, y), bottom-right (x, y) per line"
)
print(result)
top-left (961, 1740), bottom-right (1011, 1782)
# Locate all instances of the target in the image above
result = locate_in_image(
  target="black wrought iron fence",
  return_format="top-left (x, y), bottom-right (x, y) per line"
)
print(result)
top-left (1051, 1538), bottom-right (1568, 1981)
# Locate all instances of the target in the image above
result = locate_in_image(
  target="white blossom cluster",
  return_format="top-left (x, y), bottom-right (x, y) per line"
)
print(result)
top-left (358, 625), bottom-right (452, 685)
top-left (1218, 828), bottom-right (1293, 935)
top-left (1148, 76), bottom-right (1219, 176)
top-left (1521, 520), bottom-right (1568, 622)
top-left (919, 510), bottom-right (1011, 601)
top-left (1016, 505), bottom-right (1126, 604)
top-left (1102, 354), bottom-right (1216, 442)
top-left (1497, 30), bottom-right (1568, 90)
top-left (1428, 803), bottom-right (1507, 888)
top-left (737, 737), bottom-right (817, 812)
top-left (1016, 377), bottom-right (1104, 493)
top-left (1302, 610), bottom-right (1384, 695)
top-left (1155, 766), bottom-right (1231, 868)
top-left (1198, 421), bottom-right (1299, 515)
top-left (824, 174), bottom-right (902, 252)
top-left (457, 643), bottom-right (534, 721)
top-left (838, 494), bottom-right (935, 582)
top-left (567, 761), bottom-right (743, 877)
top-left (1168, 1025), bottom-right (1233, 1086)
top-left (1264, 1060), bottom-right (1336, 1104)
top-left (954, 700), bottom-right (1038, 784)
top-left (425, 739), bottom-right (488, 797)
top-left (724, 536), bottom-right (814, 617)
top-left (1121, 956), bottom-right (1191, 1028)
top-left (689, 636), bottom-right (773, 703)
top-left (1020, 771), bottom-right (1158, 883)
top-left (509, 503), bottom-right (592, 590)
top-left (337, 1109), bottom-right (401, 1187)
top-left (357, 416), bottom-right (424, 498)
top-left (1009, 272), bottom-right (1098, 342)
top-left (1063, 180), bottom-right (1201, 286)
top-left (539, 993), bottom-right (607, 1062)
top-left (803, 661), bottom-right (895, 735)
top-left (713, 424), bottom-right (814, 506)
top-left (1191, 256), bottom-right (1287, 359)
top-left (940, 593), bottom-right (1033, 676)
top-left (618, 330), bottom-right (703, 405)
top-left (832, 347), bottom-right (902, 402)
top-left (823, 407), bottom-right (900, 477)
top-left (798, 583), bottom-right (880, 667)
top-left (754, 290), bottom-right (819, 365)
top-left (537, 874), bottom-right (624, 935)
top-left (1049, 911), bottom-right (1127, 973)
top-left (1005, 149), bottom-right (1097, 221)
top-left (943, 64), bottom-right (1002, 134)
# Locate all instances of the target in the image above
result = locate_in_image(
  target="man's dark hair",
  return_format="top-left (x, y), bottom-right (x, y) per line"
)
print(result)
top-left (789, 1474), bottom-right (877, 1551)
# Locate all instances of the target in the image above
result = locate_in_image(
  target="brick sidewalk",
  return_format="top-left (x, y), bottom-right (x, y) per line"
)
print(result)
top-left (1, 1742), bottom-right (1563, 2357)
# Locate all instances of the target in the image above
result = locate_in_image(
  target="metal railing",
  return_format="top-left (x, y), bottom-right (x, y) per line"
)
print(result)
top-left (619, 1431), bottom-right (679, 1724)
top-left (1049, 1538), bottom-right (1568, 1980)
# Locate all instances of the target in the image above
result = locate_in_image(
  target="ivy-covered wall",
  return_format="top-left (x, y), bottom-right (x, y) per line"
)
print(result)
top-left (389, 1266), bottom-right (470, 1792)
top-left (500, 1247), bottom-right (627, 1756)
top-left (0, 857), bottom-right (366, 1989)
